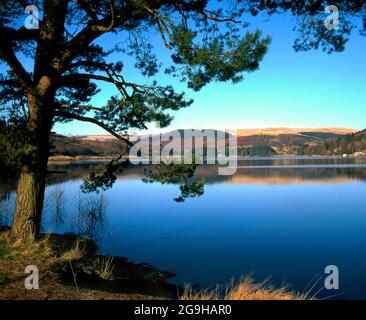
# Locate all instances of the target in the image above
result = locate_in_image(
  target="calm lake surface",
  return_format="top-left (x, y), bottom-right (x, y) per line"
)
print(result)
top-left (1, 156), bottom-right (366, 299)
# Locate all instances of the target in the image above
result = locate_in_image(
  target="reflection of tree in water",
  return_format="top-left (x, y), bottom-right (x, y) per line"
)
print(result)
top-left (0, 177), bottom-right (16, 203)
top-left (0, 202), bottom-right (9, 227)
top-left (0, 177), bottom-right (15, 226)
top-left (0, 192), bottom-right (15, 227)
top-left (1, 175), bottom-right (108, 237)
top-left (142, 163), bottom-right (205, 202)
top-left (70, 192), bottom-right (107, 239)
top-left (46, 186), bottom-right (66, 228)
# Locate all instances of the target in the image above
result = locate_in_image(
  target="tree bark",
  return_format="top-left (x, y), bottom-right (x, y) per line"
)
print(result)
top-left (9, 84), bottom-right (54, 244)
top-left (10, 165), bottom-right (47, 243)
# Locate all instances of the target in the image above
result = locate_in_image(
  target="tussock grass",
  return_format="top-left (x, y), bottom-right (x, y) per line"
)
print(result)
top-left (84, 256), bottom-right (115, 280)
top-left (89, 255), bottom-right (115, 280)
top-left (225, 277), bottom-right (306, 300)
top-left (180, 277), bottom-right (308, 300)
top-left (60, 238), bottom-right (86, 261)
top-left (3, 232), bottom-right (53, 261)
top-left (180, 284), bottom-right (220, 300)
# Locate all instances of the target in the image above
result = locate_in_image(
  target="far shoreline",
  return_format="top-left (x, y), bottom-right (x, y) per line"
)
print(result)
top-left (48, 154), bottom-right (366, 163)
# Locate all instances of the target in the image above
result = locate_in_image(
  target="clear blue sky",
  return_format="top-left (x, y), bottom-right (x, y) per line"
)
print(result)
top-left (50, 11), bottom-right (365, 135)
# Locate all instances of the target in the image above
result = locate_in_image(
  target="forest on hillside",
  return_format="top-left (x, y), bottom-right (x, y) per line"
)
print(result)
top-left (298, 130), bottom-right (366, 156)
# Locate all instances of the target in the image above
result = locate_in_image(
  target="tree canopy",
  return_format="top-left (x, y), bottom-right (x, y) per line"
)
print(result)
top-left (0, 0), bottom-right (273, 202)
top-left (0, 0), bottom-right (271, 128)
top-left (244, 0), bottom-right (365, 53)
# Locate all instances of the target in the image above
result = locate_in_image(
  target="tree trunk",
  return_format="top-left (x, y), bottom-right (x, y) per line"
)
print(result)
top-left (7, 0), bottom-right (69, 244)
top-left (9, 84), bottom-right (54, 244)
top-left (10, 165), bottom-right (47, 243)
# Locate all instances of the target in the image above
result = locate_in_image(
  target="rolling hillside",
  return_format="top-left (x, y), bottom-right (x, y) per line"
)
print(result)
top-left (50, 134), bottom-right (128, 157)
top-left (300, 129), bottom-right (366, 156)
top-left (48, 127), bottom-right (362, 158)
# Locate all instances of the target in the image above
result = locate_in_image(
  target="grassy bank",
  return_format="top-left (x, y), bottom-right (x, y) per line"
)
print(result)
top-left (0, 230), bottom-right (177, 300)
top-left (0, 230), bottom-right (308, 300)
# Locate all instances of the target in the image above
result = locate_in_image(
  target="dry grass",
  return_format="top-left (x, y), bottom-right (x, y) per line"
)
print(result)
top-left (180, 277), bottom-right (309, 300)
top-left (3, 232), bottom-right (54, 261)
top-left (179, 284), bottom-right (220, 300)
top-left (91, 256), bottom-right (115, 280)
top-left (60, 238), bottom-right (86, 261)
top-left (225, 277), bottom-right (306, 300)
top-left (0, 230), bottom-right (64, 300)
top-left (0, 230), bottom-right (157, 300)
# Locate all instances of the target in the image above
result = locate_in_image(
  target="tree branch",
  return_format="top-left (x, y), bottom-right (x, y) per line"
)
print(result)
top-left (59, 103), bottom-right (104, 112)
top-left (52, 0), bottom-right (118, 73)
top-left (198, 10), bottom-right (240, 23)
top-left (0, 78), bottom-right (22, 87)
top-left (54, 110), bottom-right (134, 146)
top-left (1, 26), bottom-right (39, 41)
top-left (69, 0), bottom-right (99, 23)
top-left (61, 72), bottom-right (143, 90)
top-left (94, 0), bottom-right (116, 32)
top-left (0, 44), bottom-right (32, 88)
top-left (62, 73), bottom-right (116, 84)
top-left (61, 72), bottom-right (145, 100)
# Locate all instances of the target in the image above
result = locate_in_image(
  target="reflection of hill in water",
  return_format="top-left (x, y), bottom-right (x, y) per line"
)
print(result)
top-left (2, 159), bottom-right (366, 198)
top-left (195, 164), bottom-right (366, 184)
top-left (47, 160), bottom-right (366, 185)
top-left (199, 167), bottom-right (366, 184)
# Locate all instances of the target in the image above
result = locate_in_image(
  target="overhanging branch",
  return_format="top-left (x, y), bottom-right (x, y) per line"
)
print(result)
top-left (0, 47), bottom-right (32, 88)
top-left (54, 110), bottom-right (134, 146)
top-left (62, 73), bottom-right (117, 84)
top-left (0, 29), bottom-right (32, 88)
top-left (1, 26), bottom-right (39, 41)
top-left (59, 103), bottom-right (104, 112)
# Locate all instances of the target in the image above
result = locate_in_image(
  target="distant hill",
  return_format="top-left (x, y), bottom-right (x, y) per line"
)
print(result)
top-left (233, 128), bottom-right (356, 156)
top-left (49, 127), bottom-right (360, 158)
top-left (77, 135), bottom-right (121, 141)
top-left (78, 128), bottom-right (356, 141)
top-left (50, 134), bottom-right (128, 157)
top-left (230, 127), bottom-right (356, 136)
top-left (300, 129), bottom-right (366, 156)
top-left (298, 132), bottom-right (343, 139)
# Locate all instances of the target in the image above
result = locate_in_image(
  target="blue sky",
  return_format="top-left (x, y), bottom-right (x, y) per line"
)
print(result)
top-left (49, 11), bottom-right (365, 135)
